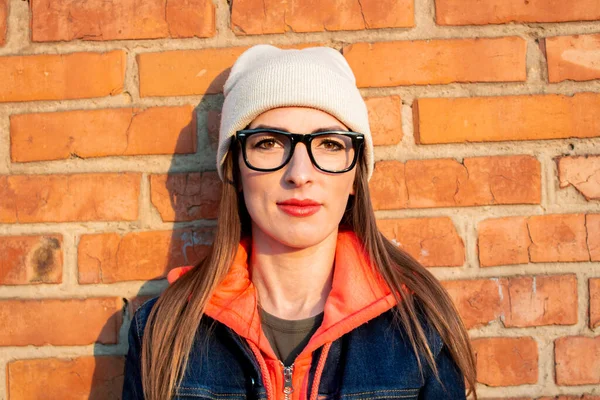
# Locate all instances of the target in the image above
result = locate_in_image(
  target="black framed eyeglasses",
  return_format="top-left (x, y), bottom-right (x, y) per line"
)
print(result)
top-left (236, 128), bottom-right (365, 173)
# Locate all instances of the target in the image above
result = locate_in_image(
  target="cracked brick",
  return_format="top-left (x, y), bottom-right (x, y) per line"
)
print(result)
top-left (150, 172), bottom-right (221, 222)
top-left (377, 217), bottom-right (464, 267)
top-left (78, 228), bottom-right (214, 283)
top-left (557, 155), bottom-right (600, 201)
top-left (472, 337), bottom-right (538, 386)
top-left (31, 0), bottom-right (215, 41)
top-left (231, 0), bottom-right (412, 35)
top-left (10, 106), bottom-right (196, 162)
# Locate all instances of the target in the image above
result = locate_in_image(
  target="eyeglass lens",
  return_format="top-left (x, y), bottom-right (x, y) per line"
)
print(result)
top-left (245, 131), bottom-right (355, 172)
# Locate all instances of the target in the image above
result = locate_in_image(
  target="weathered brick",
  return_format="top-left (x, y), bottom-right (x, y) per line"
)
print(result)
top-left (502, 275), bottom-right (578, 328)
top-left (369, 161), bottom-right (407, 210)
top-left (435, 0), bottom-right (600, 25)
top-left (443, 279), bottom-right (505, 329)
top-left (590, 279), bottom-right (600, 329)
top-left (478, 217), bottom-right (531, 267)
top-left (31, 0), bottom-right (215, 41)
top-left (366, 96), bottom-right (403, 146)
top-left (138, 47), bottom-right (247, 97)
top-left (444, 275), bottom-right (577, 329)
top-left (588, 215), bottom-right (600, 261)
top-left (10, 106), bottom-right (196, 162)
top-left (528, 214), bottom-right (589, 263)
top-left (0, 0), bottom-right (7, 46)
top-left (0, 298), bottom-right (122, 346)
top-left (538, 397), bottom-right (600, 400)
top-left (343, 38), bottom-right (526, 87)
top-left (150, 172), bottom-right (221, 222)
top-left (0, 235), bottom-right (62, 285)
top-left (377, 217), bottom-right (464, 267)
top-left (0, 51), bottom-right (125, 103)
top-left (415, 93), bottom-right (600, 144)
top-left (479, 214), bottom-right (593, 265)
top-left (78, 228), bottom-right (213, 283)
top-left (472, 337), bottom-right (538, 386)
top-left (555, 336), bottom-right (600, 385)
top-left (546, 34), bottom-right (600, 83)
top-left (405, 156), bottom-right (540, 208)
top-left (8, 356), bottom-right (124, 399)
top-left (0, 173), bottom-right (140, 223)
top-left (557, 155), bottom-right (600, 201)
top-left (231, 0), bottom-right (413, 35)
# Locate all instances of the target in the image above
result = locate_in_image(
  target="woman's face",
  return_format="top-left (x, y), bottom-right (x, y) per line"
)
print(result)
top-left (238, 107), bottom-right (357, 249)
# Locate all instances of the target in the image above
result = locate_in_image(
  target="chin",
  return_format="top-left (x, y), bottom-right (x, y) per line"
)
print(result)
top-left (259, 221), bottom-right (339, 250)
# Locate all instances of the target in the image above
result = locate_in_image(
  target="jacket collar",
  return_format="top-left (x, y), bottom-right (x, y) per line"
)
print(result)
top-left (167, 229), bottom-right (396, 360)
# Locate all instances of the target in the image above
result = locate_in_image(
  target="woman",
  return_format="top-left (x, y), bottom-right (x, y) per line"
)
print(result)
top-left (122, 45), bottom-right (477, 400)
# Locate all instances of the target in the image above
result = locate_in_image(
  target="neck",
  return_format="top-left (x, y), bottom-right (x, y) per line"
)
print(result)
top-left (250, 227), bottom-right (338, 320)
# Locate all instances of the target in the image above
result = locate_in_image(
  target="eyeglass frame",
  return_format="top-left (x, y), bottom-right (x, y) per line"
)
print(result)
top-left (235, 128), bottom-right (365, 174)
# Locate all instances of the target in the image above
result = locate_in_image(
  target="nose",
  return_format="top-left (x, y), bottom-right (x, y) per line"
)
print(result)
top-left (283, 142), bottom-right (316, 186)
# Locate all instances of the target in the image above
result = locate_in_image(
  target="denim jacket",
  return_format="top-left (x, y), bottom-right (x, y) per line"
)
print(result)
top-left (122, 231), bottom-right (466, 400)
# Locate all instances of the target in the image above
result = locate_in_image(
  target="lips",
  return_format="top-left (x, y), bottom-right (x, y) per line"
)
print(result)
top-left (277, 198), bottom-right (322, 217)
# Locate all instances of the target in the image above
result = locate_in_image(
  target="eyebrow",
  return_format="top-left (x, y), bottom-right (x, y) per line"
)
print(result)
top-left (252, 124), bottom-right (348, 133)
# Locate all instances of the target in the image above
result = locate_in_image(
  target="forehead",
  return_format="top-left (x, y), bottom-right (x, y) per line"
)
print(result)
top-left (248, 107), bottom-right (348, 132)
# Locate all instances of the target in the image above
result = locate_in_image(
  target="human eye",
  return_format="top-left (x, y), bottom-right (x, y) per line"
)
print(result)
top-left (248, 133), bottom-right (285, 150)
top-left (314, 135), bottom-right (349, 152)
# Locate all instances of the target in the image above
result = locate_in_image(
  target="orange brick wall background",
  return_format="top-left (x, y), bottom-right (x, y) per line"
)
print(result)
top-left (0, 0), bottom-right (599, 398)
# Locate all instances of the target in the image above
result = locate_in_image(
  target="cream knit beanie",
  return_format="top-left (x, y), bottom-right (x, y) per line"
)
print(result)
top-left (217, 44), bottom-right (373, 181)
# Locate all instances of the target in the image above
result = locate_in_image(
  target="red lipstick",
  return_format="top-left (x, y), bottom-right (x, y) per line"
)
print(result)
top-left (277, 198), bottom-right (322, 217)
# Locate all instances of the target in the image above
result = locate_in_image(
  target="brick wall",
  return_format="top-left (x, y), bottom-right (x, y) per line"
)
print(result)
top-left (0, 0), bottom-right (599, 398)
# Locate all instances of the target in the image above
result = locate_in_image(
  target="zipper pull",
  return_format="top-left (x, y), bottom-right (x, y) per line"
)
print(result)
top-left (282, 364), bottom-right (294, 400)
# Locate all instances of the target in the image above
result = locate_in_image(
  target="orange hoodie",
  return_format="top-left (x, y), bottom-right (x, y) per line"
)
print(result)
top-left (166, 230), bottom-right (397, 400)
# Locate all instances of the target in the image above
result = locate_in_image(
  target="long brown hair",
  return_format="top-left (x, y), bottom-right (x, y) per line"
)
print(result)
top-left (140, 143), bottom-right (477, 399)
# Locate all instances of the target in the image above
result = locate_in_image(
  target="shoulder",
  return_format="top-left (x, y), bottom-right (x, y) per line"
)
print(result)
top-left (129, 296), bottom-right (160, 341)
top-left (370, 309), bottom-right (445, 358)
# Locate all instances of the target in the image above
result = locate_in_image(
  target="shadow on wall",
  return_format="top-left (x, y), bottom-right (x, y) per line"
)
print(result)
top-left (89, 70), bottom-right (230, 399)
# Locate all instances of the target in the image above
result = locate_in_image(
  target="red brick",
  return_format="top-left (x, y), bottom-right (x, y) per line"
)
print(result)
top-left (443, 279), bottom-right (505, 329)
top-left (590, 279), bottom-right (600, 329)
top-left (369, 161), bottom-right (407, 210)
top-left (343, 38), bottom-right (526, 87)
top-left (10, 106), bottom-right (196, 162)
top-left (78, 228), bottom-right (213, 283)
top-left (31, 0), bottom-right (215, 41)
top-left (150, 172), bottom-right (221, 222)
top-left (404, 156), bottom-right (540, 208)
top-left (377, 217), bottom-right (464, 267)
top-left (589, 215), bottom-right (600, 261)
top-left (0, 173), bottom-right (140, 223)
top-left (528, 214), bottom-right (589, 263)
top-left (444, 275), bottom-right (577, 329)
top-left (478, 217), bottom-right (531, 267)
top-left (502, 275), bottom-right (578, 328)
top-left (0, 235), bottom-right (62, 285)
top-left (366, 96), bottom-right (403, 146)
top-left (473, 337), bottom-right (538, 386)
top-left (0, 0), bottom-right (7, 46)
top-left (435, 0), bottom-right (600, 25)
top-left (138, 47), bottom-right (247, 97)
top-left (555, 336), bottom-right (600, 385)
top-left (8, 356), bottom-right (124, 399)
top-left (557, 156), bottom-right (600, 201)
top-left (415, 93), bottom-right (600, 144)
top-left (546, 34), bottom-right (600, 83)
top-left (231, 0), bottom-right (413, 35)
top-left (0, 298), bottom-right (122, 346)
top-left (0, 51), bottom-right (125, 103)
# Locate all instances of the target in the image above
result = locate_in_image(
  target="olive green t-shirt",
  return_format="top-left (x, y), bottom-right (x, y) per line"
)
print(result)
top-left (260, 308), bottom-right (324, 366)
